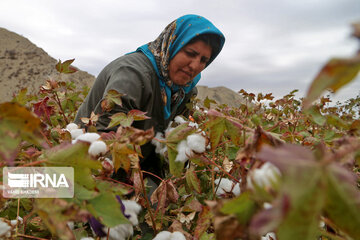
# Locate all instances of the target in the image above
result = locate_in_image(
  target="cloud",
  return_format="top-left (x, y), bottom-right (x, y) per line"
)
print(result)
top-left (1, 0), bottom-right (359, 103)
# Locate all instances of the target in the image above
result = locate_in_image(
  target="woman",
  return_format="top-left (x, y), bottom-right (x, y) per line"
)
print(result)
top-left (74, 14), bottom-right (225, 177)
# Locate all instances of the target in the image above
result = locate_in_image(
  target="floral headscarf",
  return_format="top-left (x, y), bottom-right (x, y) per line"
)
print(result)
top-left (137, 14), bottom-right (225, 119)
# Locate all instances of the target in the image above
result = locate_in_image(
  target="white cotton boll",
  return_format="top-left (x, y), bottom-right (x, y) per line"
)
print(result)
top-left (153, 231), bottom-right (172, 240)
top-left (101, 224), bottom-right (133, 240)
top-left (165, 127), bottom-right (175, 135)
top-left (152, 132), bottom-right (166, 155)
top-left (232, 182), bottom-right (241, 196)
top-left (188, 121), bottom-right (199, 128)
top-left (263, 202), bottom-right (273, 210)
top-left (159, 146), bottom-right (167, 156)
top-left (70, 129), bottom-right (85, 140)
top-left (80, 238), bottom-right (95, 240)
top-left (123, 200), bottom-right (142, 226)
top-left (174, 116), bottom-right (187, 124)
top-left (66, 221), bottom-right (74, 230)
top-left (186, 134), bottom-right (206, 153)
top-left (247, 162), bottom-right (281, 190)
top-left (10, 216), bottom-right (23, 226)
top-left (88, 141), bottom-right (107, 157)
top-left (75, 132), bottom-right (101, 143)
top-left (214, 178), bottom-right (240, 197)
top-left (261, 232), bottom-right (276, 240)
top-left (0, 219), bottom-right (11, 238)
top-left (66, 123), bottom-right (79, 131)
top-left (175, 140), bottom-right (193, 163)
top-left (214, 178), bottom-right (232, 196)
top-left (170, 231), bottom-right (186, 240)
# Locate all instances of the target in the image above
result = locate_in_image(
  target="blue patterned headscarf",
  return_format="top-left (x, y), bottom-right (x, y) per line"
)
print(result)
top-left (137, 14), bottom-right (225, 119)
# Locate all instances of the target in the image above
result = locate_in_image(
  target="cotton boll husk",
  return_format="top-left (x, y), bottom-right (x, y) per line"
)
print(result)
top-left (122, 200), bottom-right (142, 226)
top-left (66, 123), bottom-right (79, 131)
top-left (102, 158), bottom-right (114, 168)
top-left (88, 141), bottom-right (107, 157)
top-left (75, 132), bottom-right (101, 143)
top-left (153, 231), bottom-right (172, 240)
top-left (170, 231), bottom-right (186, 240)
top-left (186, 134), bottom-right (206, 153)
top-left (70, 129), bottom-right (85, 140)
top-left (175, 140), bottom-right (193, 163)
top-left (101, 224), bottom-right (133, 240)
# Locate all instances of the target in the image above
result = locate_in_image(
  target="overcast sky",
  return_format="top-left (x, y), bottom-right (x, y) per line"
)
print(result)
top-left (1, 0), bottom-right (359, 103)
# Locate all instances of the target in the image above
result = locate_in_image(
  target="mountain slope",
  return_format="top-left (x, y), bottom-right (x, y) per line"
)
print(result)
top-left (0, 27), bottom-right (95, 102)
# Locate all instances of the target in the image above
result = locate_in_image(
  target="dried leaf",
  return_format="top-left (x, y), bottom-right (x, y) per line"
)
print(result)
top-left (303, 56), bottom-right (360, 109)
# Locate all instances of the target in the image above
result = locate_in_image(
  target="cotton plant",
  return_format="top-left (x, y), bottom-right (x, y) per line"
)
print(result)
top-left (214, 178), bottom-right (241, 197)
top-left (89, 198), bottom-right (142, 240)
top-left (152, 116), bottom-right (206, 162)
top-left (247, 162), bottom-right (281, 190)
top-left (153, 231), bottom-right (186, 240)
top-left (0, 216), bottom-right (23, 238)
top-left (65, 122), bottom-right (108, 158)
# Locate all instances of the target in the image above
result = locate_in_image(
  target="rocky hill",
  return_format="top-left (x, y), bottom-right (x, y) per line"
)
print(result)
top-left (0, 27), bottom-right (95, 102)
top-left (0, 27), bottom-right (244, 107)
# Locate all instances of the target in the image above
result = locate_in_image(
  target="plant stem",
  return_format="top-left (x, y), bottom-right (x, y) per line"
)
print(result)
top-left (137, 168), bottom-right (157, 234)
top-left (15, 198), bottom-right (20, 236)
top-left (16, 233), bottom-right (49, 240)
top-left (53, 91), bottom-right (69, 124)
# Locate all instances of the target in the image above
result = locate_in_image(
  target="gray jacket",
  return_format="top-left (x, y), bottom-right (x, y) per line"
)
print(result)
top-left (75, 52), bottom-right (196, 133)
top-left (74, 52), bottom-right (196, 177)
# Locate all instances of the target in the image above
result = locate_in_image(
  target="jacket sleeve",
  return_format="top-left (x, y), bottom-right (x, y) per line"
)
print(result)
top-left (95, 66), bottom-right (150, 132)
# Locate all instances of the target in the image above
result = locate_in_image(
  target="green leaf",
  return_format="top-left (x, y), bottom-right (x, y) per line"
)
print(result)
top-left (87, 192), bottom-right (129, 227)
top-left (221, 192), bottom-right (256, 224)
top-left (185, 166), bottom-right (202, 194)
top-left (306, 106), bottom-right (326, 126)
top-left (324, 163), bottom-right (360, 238)
top-left (167, 142), bottom-right (185, 177)
top-left (101, 89), bottom-right (124, 112)
top-left (108, 112), bottom-right (133, 128)
top-left (205, 110), bottom-right (243, 148)
top-left (46, 143), bottom-right (101, 189)
top-left (74, 183), bottom-right (97, 201)
top-left (55, 59), bottom-right (78, 74)
top-left (303, 56), bottom-right (360, 109)
top-left (204, 96), bottom-right (217, 109)
top-left (195, 206), bottom-right (213, 239)
top-left (0, 102), bottom-right (43, 164)
top-left (255, 144), bottom-right (326, 240)
top-left (166, 123), bottom-right (196, 143)
top-left (128, 109), bottom-right (151, 121)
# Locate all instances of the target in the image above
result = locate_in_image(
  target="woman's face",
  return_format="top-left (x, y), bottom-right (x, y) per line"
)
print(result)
top-left (169, 40), bottom-right (212, 86)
